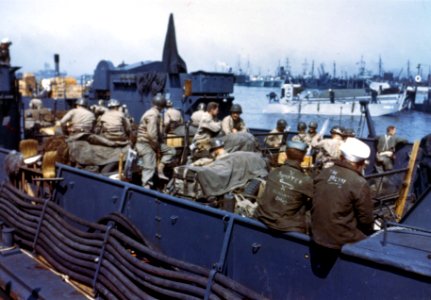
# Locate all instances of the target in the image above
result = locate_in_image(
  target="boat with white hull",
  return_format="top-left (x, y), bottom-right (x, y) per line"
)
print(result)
top-left (264, 84), bottom-right (407, 116)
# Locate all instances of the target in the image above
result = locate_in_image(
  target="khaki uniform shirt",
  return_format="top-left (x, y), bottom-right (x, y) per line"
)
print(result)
top-left (221, 115), bottom-right (247, 135)
top-left (97, 110), bottom-right (131, 138)
top-left (313, 137), bottom-right (344, 167)
top-left (291, 133), bottom-right (309, 145)
top-left (60, 107), bottom-right (95, 133)
top-left (164, 107), bottom-right (183, 132)
top-left (194, 112), bottom-right (221, 142)
top-left (137, 107), bottom-right (162, 145)
top-left (191, 110), bottom-right (205, 127)
top-left (265, 129), bottom-right (284, 148)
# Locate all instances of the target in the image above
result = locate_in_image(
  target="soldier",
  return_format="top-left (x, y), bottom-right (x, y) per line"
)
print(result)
top-left (0, 38), bottom-right (12, 66)
top-left (164, 99), bottom-right (183, 134)
top-left (254, 140), bottom-right (313, 233)
top-left (376, 125), bottom-right (407, 171)
top-left (209, 137), bottom-right (227, 160)
top-left (193, 102), bottom-right (221, 142)
top-left (342, 128), bottom-right (356, 139)
top-left (265, 119), bottom-right (287, 148)
top-left (91, 99), bottom-right (108, 118)
top-left (191, 137), bottom-right (227, 166)
top-left (221, 104), bottom-right (247, 135)
top-left (136, 93), bottom-right (176, 188)
top-left (312, 126), bottom-right (344, 168)
top-left (291, 122), bottom-right (308, 144)
top-left (24, 98), bottom-right (53, 130)
top-left (96, 99), bottom-right (131, 141)
top-left (311, 137), bottom-right (373, 273)
top-left (307, 121), bottom-right (321, 145)
top-left (190, 103), bottom-right (206, 127)
top-left (59, 98), bottom-right (95, 135)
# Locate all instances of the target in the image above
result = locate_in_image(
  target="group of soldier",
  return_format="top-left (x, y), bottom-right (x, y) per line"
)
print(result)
top-left (255, 120), bottom-right (374, 262)
top-left (254, 119), bottom-right (407, 271)
top-left (28, 94), bottom-right (408, 260)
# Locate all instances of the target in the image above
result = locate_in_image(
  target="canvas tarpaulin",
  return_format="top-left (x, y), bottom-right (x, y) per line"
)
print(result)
top-left (186, 151), bottom-right (268, 197)
top-left (67, 133), bottom-right (130, 166)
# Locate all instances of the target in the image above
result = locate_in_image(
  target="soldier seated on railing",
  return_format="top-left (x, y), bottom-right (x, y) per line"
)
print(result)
top-left (59, 98), bottom-right (95, 136)
top-left (95, 99), bottom-right (131, 142)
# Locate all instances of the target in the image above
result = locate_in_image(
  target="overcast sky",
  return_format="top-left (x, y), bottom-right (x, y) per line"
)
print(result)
top-left (2, 0), bottom-right (431, 77)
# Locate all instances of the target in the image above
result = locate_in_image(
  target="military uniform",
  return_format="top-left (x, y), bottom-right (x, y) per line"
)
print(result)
top-left (136, 106), bottom-right (175, 186)
top-left (164, 107), bottom-right (183, 133)
top-left (97, 110), bottom-right (131, 141)
top-left (254, 160), bottom-right (313, 233)
top-left (265, 129), bottom-right (284, 148)
top-left (221, 115), bottom-right (247, 135)
top-left (60, 106), bottom-right (95, 134)
top-left (193, 112), bottom-right (221, 142)
top-left (313, 137), bottom-right (344, 168)
top-left (291, 132), bottom-right (309, 145)
top-left (311, 160), bottom-right (373, 249)
top-left (376, 134), bottom-right (407, 171)
top-left (191, 110), bottom-right (205, 127)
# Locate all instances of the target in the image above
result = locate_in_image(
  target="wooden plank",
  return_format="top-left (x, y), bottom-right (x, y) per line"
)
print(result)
top-left (395, 140), bottom-right (421, 221)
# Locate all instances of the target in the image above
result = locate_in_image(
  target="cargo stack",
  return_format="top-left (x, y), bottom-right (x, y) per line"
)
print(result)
top-left (18, 73), bottom-right (36, 96)
top-left (50, 76), bottom-right (83, 99)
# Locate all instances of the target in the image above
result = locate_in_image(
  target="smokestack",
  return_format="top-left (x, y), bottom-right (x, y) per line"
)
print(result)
top-left (54, 54), bottom-right (60, 76)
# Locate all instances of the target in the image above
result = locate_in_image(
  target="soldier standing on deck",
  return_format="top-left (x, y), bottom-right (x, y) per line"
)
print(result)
top-left (59, 98), bottom-right (95, 135)
top-left (96, 99), bottom-right (131, 141)
top-left (254, 140), bottom-right (313, 233)
top-left (136, 93), bottom-right (176, 188)
top-left (310, 137), bottom-right (373, 277)
top-left (163, 99), bottom-right (183, 134)
top-left (221, 104), bottom-right (247, 135)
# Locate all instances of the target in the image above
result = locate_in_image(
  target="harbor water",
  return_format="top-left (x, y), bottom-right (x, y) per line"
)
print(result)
top-left (234, 86), bottom-right (431, 141)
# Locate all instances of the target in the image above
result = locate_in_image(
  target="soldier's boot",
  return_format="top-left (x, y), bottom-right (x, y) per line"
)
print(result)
top-left (157, 163), bottom-right (169, 181)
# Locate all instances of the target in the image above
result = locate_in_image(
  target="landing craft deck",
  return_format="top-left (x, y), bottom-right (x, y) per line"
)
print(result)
top-left (1, 150), bottom-right (431, 299)
top-left (1, 12), bottom-right (431, 300)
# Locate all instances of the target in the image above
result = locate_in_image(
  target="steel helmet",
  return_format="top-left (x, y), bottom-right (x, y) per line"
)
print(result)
top-left (166, 99), bottom-right (173, 107)
top-left (308, 121), bottom-right (318, 129)
top-left (210, 138), bottom-right (225, 150)
top-left (297, 121), bottom-right (307, 131)
top-left (230, 104), bottom-right (242, 114)
top-left (330, 126), bottom-right (344, 135)
top-left (76, 98), bottom-right (88, 107)
top-left (276, 119), bottom-right (287, 129)
top-left (197, 103), bottom-right (206, 111)
top-left (343, 128), bottom-right (356, 138)
top-left (152, 93), bottom-right (166, 109)
top-left (107, 99), bottom-right (121, 108)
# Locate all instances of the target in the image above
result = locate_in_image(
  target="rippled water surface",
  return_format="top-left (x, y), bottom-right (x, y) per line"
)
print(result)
top-left (234, 86), bottom-right (431, 141)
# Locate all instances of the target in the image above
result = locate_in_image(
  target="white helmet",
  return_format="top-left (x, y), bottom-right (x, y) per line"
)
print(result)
top-left (1, 38), bottom-right (11, 44)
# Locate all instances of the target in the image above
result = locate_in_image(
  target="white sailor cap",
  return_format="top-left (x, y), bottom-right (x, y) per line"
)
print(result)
top-left (340, 137), bottom-right (370, 162)
top-left (1, 38), bottom-right (11, 44)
